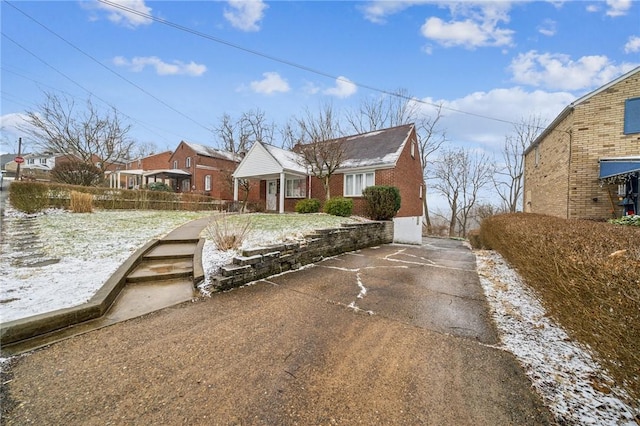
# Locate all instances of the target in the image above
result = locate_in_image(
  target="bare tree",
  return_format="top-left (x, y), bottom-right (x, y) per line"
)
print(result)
top-left (345, 88), bottom-right (419, 133)
top-left (431, 147), bottom-right (493, 237)
top-left (21, 92), bottom-right (134, 172)
top-left (346, 91), bottom-right (446, 233)
top-left (287, 103), bottom-right (344, 200)
top-left (213, 109), bottom-right (275, 155)
top-left (415, 104), bottom-right (446, 234)
top-left (494, 115), bottom-right (545, 212)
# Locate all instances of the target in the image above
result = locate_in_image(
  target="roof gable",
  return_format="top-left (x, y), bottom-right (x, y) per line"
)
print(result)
top-left (234, 142), bottom-right (306, 178)
top-left (526, 66), bottom-right (640, 155)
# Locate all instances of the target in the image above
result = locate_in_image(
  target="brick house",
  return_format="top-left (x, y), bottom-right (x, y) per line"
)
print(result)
top-left (232, 123), bottom-right (424, 243)
top-left (169, 141), bottom-right (259, 201)
top-left (523, 66), bottom-right (640, 220)
top-left (108, 151), bottom-right (174, 189)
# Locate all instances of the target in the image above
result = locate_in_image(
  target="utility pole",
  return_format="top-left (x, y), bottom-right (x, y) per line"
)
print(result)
top-left (16, 137), bottom-right (22, 181)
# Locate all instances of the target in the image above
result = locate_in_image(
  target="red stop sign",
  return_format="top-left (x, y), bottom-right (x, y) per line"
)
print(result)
top-left (14, 156), bottom-right (24, 164)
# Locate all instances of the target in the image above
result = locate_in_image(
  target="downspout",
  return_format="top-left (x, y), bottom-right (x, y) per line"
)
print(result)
top-left (566, 129), bottom-right (572, 219)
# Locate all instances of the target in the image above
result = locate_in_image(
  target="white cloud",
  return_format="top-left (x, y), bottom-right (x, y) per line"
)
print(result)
top-left (224, 0), bottom-right (268, 32)
top-left (538, 19), bottom-right (556, 36)
top-left (323, 77), bottom-right (358, 98)
top-left (419, 2), bottom-right (514, 49)
top-left (302, 81), bottom-right (320, 95)
top-left (605, 0), bottom-right (632, 17)
top-left (413, 87), bottom-right (575, 151)
top-left (113, 56), bottom-right (207, 76)
top-left (360, 0), bottom-right (419, 24)
top-left (91, 0), bottom-right (153, 28)
top-left (624, 36), bottom-right (640, 53)
top-left (509, 51), bottom-right (638, 91)
top-left (249, 72), bottom-right (290, 95)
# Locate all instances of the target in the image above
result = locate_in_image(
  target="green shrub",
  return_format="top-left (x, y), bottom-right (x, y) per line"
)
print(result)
top-left (362, 185), bottom-right (401, 220)
top-left (147, 182), bottom-right (173, 192)
top-left (608, 215), bottom-right (640, 227)
top-left (9, 181), bottom-right (49, 213)
top-left (295, 198), bottom-right (321, 214)
top-left (323, 197), bottom-right (353, 217)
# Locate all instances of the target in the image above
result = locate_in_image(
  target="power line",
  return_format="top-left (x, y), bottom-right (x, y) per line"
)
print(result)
top-left (4, 0), bottom-right (212, 136)
top-left (96, 0), bottom-right (531, 130)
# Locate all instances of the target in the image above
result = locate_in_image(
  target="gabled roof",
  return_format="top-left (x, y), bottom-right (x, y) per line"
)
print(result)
top-left (233, 141), bottom-right (307, 179)
top-left (181, 141), bottom-right (239, 162)
top-left (525, 66), bottom-right (640, 155)
top-left (337, 123), bottom-right (414, 170)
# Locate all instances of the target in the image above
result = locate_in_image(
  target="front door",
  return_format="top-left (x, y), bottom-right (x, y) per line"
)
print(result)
top-left (267, 180), bottom-right (277, 211)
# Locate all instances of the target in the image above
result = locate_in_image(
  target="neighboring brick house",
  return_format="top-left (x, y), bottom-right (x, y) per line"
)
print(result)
top-left (169, 141), bottom-right (259, 201)
top-left (232, 123), bottom-right (424, 243)
top-left (523, 66), bottom-right (640, 220)
top-left (109, 151), bottom-right (173, 189)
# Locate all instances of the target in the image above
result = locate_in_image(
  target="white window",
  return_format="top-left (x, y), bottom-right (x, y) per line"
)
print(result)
top-left (285, 178), bottom-right (306, 198)
top-left (27, 158), bottom-right (35, 165)
top-left (419, 184), bottom-right (423, 199)
top-left (173, 160), bottom-right (178, 169)
top-left (40, 158), bottom-right (47, 164)
top-left (186, 157), bottom-right (191, 168)
top-left (344, 171), bottom-right (374, 196)
top-left (205, 175), bottom-right (212, 191)
top-left (411, 140), bottom-right (416, 159)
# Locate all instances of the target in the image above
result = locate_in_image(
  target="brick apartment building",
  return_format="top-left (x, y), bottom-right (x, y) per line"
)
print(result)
top-left (523, 66), bottom-right (640, 220)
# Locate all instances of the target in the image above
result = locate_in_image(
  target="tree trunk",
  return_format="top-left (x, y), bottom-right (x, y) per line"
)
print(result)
top-left (422, 179), bottom-right (432, 234)
top-left (324, 175), bottom-right (331, 200)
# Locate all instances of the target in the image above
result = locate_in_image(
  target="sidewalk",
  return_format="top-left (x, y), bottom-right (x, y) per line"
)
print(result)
top-left (0, 216), bottom-right (212, 356)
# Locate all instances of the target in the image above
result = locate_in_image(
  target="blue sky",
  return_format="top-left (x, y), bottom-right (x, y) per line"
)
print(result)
top-left (1, 0), bottom-right (639, 156)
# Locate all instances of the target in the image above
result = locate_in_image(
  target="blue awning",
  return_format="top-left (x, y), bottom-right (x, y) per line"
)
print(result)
top-left (599, 158), bottom-right (640, 179)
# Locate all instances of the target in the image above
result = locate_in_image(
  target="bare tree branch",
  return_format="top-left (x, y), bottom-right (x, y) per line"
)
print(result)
top-left (20, 92), bottom-right (134, 172)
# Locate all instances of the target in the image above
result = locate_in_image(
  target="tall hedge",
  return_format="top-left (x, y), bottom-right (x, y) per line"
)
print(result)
top-left (362, 185), bottom-right (401, 220)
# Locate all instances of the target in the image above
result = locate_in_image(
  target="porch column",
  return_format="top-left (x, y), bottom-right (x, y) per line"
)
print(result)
top-left (233, 177), bottom-right (239, 202)
top-left (279, 172), bottom-right (285, 214)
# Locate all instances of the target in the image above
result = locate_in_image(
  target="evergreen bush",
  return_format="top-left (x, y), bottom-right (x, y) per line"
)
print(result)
top-left (362, 185), bottom-right (401, 220)
top-left (323, 197), bottom-right (353, 217)
top-left (295, 198), bottom-right (321, 214)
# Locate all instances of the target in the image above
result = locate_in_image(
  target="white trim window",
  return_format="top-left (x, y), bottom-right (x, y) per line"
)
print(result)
top-left (173, 160), bottom-right (178, 169)
top-left (344, 171), bottom-right (374, 196)
top-left (186, 157), bottom-right (192, 168)
top-left (285, 177), bottom-right (306, 198)
top-left (205, 175), bottom-right (212, 191)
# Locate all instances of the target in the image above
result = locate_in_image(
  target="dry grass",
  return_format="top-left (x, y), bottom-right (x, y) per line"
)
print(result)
top-left (69, 191), bottom-right (93, 213)
top-left (477, 213), bottom-right (640, 404)
top-left (205, 213), bottom-right (253, 251)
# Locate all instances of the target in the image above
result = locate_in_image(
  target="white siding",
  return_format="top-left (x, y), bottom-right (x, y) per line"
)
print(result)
top-left (233, 143), bottom-right (283, 178)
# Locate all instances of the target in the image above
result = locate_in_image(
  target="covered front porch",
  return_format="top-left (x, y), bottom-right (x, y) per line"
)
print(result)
top-left (232, 141), bottom-right (310, 213)
top-left (107, 169), bottom-right (191, 191)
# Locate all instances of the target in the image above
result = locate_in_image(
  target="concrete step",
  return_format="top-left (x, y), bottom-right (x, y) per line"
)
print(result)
top-left (144, 242), bottom-right (197, 260)
top-left (126, 258), bottom-right (193, 283)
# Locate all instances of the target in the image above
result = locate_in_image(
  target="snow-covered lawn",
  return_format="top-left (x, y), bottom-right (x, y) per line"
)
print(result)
top-left (0, 207), bottom-right (212, 322)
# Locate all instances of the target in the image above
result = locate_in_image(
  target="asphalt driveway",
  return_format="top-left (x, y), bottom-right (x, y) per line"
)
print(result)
top-left (2, 238), bottom-right (553, 424)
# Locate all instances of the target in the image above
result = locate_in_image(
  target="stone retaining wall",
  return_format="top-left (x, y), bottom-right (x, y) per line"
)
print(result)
top-left (210, 221), bottom-right (393, 292)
